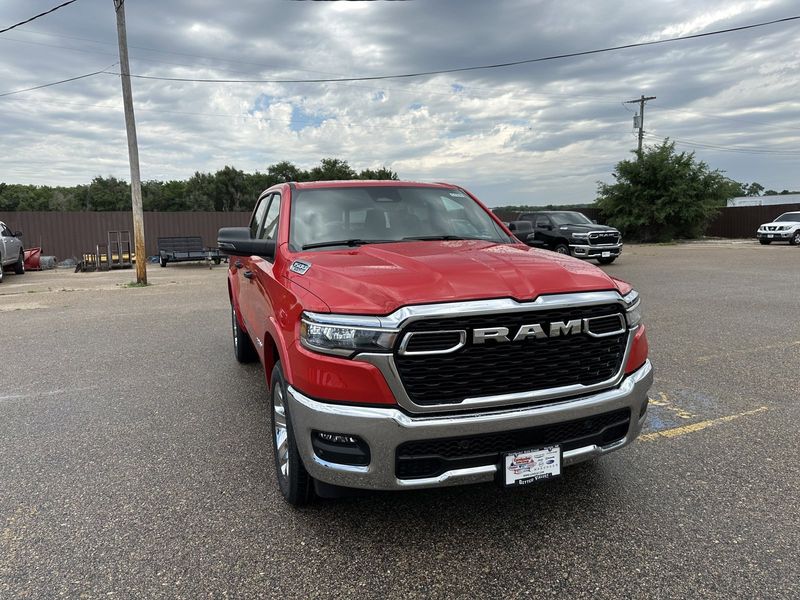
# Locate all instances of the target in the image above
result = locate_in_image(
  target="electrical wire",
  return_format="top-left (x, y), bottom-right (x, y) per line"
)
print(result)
top-left (0, 0), bottom-right (79, 35)
top-left (0, 63), bottom-right (115, 98)
top-left (102, 14), bottom-right (800, 84)
top-left (642, 132), bottom-right (800, 155)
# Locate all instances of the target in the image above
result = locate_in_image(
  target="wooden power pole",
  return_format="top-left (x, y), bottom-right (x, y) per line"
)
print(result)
top-left (625, 94), bottom-right (656, 158)
top-left (113, 0), bottom-right (147, 284)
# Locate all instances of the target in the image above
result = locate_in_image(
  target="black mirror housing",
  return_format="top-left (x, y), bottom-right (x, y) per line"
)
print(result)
top-left (13, 231), bottom-right (22, 237)
top-left (217, 227), bottom-right (276, 260)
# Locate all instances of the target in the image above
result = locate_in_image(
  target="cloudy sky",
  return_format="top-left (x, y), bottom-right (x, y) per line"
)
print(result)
top-left (1, 0), bottom-right (799, 206)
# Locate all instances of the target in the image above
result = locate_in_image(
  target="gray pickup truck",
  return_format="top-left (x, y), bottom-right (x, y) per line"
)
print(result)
top-left (0, 221), bottom-right (25, 283)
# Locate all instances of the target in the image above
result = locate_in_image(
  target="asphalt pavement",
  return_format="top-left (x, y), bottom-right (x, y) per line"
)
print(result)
top-left (1, 242), bottom-right (798, 599)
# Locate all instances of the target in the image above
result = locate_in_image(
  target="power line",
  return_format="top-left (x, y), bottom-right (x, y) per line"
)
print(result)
top-left (0, 0), bottom-right (79, 35)
top-left (103, 14), bottom-right (800, 84)
top-left (0, 64), bottom-right (114, 98)
top-left (642, 132), bottom-right (800, 155)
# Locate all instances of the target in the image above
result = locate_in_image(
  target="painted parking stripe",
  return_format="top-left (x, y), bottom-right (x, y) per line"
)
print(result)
top-left (639, 406), bottom-right (768, 442)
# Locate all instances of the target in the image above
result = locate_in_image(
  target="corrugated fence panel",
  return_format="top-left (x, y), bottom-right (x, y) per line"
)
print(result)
top-left (3, 203), bottom-right (798, 257)
top-left (0, 211), bottom-right (250, 259)
top-left (706, 203), bottom-right (800, 238)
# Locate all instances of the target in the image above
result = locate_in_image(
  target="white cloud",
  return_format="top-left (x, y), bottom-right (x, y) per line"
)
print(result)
top-left (1, 0), bottom-right (799, 205)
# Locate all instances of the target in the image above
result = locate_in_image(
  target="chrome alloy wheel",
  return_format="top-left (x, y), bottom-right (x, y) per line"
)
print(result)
top-left (273, 384), bottom-right (290, 480)
top-left (231, 306), bottom-right (239, 352)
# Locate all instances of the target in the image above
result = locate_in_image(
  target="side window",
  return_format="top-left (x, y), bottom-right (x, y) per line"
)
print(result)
top-left (250, 194), bottom-right (271, 238)
top-left (259, 193), bottom-right (281, 241)
top-left (535, 217), bottom-right (551, 228)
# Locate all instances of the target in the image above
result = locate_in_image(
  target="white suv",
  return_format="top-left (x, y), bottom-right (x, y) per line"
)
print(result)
top-left (757, 211), bottom-right (800, 245)
top-left (0, 221), bottom-right (25, 283)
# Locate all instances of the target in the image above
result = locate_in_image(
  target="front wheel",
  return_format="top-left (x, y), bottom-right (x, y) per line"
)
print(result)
top-left (597, 256), bottom-right (617, 265)
top-left (14, 251), bottom-right (25, 274)
top-left (790, 231), bottom-right (800, 245)
top-left (231, 304), bottom-right (257, 363)
top-left (271, 362), bottom-right (313, 507)
top-left (553, 243), bottom-right (570, 255)
top-left (759, 239), bottom-right (771, 245)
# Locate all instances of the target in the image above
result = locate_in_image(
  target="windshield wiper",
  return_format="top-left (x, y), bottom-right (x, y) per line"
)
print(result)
top-left (302, 239), bottom-right (396, 250)
top-left (402, 235), bottom-right (490, 241)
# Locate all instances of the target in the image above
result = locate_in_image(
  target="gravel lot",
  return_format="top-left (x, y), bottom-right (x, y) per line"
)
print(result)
top-left (1, 242), bottom-right (798, 599)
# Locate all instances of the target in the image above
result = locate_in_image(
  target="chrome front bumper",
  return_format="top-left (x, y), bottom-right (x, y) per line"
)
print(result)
top-left (286, 360), bottom-right (653, 491)
top-left (569, 243), bottom-right (623, 258)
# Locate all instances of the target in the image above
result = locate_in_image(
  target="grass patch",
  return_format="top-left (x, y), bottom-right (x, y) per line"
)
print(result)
top-left (119, 281), bottom-right (150, 288)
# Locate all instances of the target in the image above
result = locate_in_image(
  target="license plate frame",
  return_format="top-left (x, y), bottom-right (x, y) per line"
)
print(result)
top-left (601, 251), bottom-right (612, 258)
top-left (503, 446), bottom-right (562, 487)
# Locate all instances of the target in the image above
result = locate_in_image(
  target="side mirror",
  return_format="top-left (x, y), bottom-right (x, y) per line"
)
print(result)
top-left (217, 227), bottom-right (276, 260)
top-left (592, 220), bottom-right (598, 225)
top-left (13, 230), bottom-right (22, 237)
top-left (508, 222), bottom-right (517, 231)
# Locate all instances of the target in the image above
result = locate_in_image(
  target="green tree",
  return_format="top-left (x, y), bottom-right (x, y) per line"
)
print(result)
top-left (596, 140), bottom-right (738, 241)
top-left (358, 166), bottom-right (399, 180)
top-left (744, 182), bottom-right (764, 197)
top-left (267, 161), bottom-right (306, 182)
top-left (309, 158), bottom-right (356, 181)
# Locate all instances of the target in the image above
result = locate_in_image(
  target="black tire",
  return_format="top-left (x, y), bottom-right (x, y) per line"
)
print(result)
top-left (759, 239), bottom-right (771, 245)
top-left (270, 362), bottom-right (313, 507)
top-left (790, 231), bottom-right (800, 246)
top-left (231, 304), bottom-right (257, 363)
top-left (14, 251), bottom-right (25, 275)
top-left (213, 258), bottom-right (221, 265)
top-left (160, 257), bottom-right (168, 267)
top-left (553, 243), bottom-right (571, 255)
top-left (0, 254), bottom-right (4, 284)
top-left (597, 256), bottom-right (617, 265)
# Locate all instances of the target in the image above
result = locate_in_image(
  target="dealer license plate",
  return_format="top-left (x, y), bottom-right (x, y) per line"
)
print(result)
top-left (504, 446), bottom-right (561, 486)
top-left (601, 251), bottom-right (611, 258)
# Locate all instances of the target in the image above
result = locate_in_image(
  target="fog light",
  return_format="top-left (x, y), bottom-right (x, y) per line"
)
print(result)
top-left (312, 431), bottom-right (370, 466)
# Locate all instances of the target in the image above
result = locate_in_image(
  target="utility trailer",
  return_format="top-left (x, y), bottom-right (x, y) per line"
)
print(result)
top-left (157, 236), bottom-right (222, 268)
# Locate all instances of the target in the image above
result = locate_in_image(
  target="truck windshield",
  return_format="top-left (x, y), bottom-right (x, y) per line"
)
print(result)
top-left (775, 212), bottom-right (800, 222)
top-left (549, 212), bottom-right (594, 226)
top-left (290, 186), bottom-right (513, 251)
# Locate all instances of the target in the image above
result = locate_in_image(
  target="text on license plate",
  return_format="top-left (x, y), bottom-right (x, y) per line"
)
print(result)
top-left (504, 446), bottom-right (561, 486)
top-left (601, 251), bottom-right (611, 257)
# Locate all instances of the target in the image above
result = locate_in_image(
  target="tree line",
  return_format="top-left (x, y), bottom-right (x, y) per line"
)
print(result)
top-left (0, 159), bottom-right (398, 212)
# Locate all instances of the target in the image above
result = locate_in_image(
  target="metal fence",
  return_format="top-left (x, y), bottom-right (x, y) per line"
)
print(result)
top-left (705, 203), bottom-right (800, 238)
top-left (3, 202), bottom-right (799, 259)
top-left (494, 203), bottom-right (800, 239)
top-left (0, 211), bottom-right (250, 260)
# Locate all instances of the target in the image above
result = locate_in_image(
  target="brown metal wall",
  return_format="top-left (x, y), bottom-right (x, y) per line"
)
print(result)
top-left (0, 211), bottom-right (250, 259)
top-left (705, 203), bottom-right (800, 238)
top-left (3, 203), bottom-right (798, 258)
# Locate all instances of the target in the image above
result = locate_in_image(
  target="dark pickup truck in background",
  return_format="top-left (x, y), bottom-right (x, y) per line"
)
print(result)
top-left (508, 211), bottom-right (622, 265)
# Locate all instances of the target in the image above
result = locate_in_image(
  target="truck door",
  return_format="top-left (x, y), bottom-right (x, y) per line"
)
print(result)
top-left (239, 193), bottom-right (281, 353)
top-left (533, 216), bottom-right (556, 248)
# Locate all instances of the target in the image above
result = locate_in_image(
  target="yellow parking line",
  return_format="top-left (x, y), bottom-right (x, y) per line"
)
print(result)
top-left (648, 392), bottom-right (695, 419)
top-left (696, 340), bottom-right (800, 363)
top-left (639, 406), bottom-right (768, 442)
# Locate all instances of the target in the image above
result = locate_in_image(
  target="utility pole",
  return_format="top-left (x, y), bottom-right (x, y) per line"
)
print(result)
top-left (113, 0), bottom-right (146, 284)
top-left (625, 94), bottom-right (656, 158)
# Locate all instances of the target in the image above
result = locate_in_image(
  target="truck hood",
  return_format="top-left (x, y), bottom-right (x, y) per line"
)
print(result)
top-left (287, 240), bottom-right (623, 315)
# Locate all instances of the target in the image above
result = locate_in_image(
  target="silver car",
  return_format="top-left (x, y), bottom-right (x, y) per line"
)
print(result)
top-left (0, 221), bottom-right (25, 283)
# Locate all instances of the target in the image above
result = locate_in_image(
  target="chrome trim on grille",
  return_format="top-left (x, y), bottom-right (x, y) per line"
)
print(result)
top-left (583, 314), bottom-right (627, 338)
top-left (349, 291), bottom-right (635, 414)
top-left (398, 330), bottom-right (467, 356)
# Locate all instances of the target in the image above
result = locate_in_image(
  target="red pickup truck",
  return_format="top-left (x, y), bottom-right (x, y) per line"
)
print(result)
top-left (219, 181), bottom-right (652, 505)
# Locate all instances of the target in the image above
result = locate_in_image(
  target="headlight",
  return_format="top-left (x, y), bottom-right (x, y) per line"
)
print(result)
top-left (571, 232), bottom-right (589, 240)
top-left (300, 315), bottom-right (398, 357)
top-left (777, 225), bottom-right (788, 231)
top-left (622, 290), bottom-right (642, 328)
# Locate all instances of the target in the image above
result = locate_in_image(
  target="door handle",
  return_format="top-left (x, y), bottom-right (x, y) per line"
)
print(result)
top-left (243, 270), bottom-right (254, 279)
top-left (235, 260), bottom-right (243, 269)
